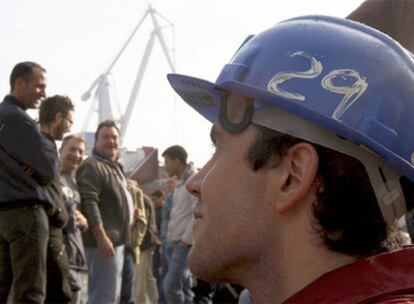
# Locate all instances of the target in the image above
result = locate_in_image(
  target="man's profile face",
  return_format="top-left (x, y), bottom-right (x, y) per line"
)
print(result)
top-left (163, 155), bottom-right (178, 177)
top-left (186, 122), bottom-right (276, 282)
top-left (19, 67), bottom-right (47, 109)
top-left (54, 110), bottom-right (74, 140)
top-left (60, 138), bottom-right (85, 173)
top-left (95, 126), bottom-right (119, 161)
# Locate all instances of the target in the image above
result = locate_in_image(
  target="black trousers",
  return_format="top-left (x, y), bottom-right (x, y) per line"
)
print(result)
top-left (0, 204), bottom-right (49, 303)
top-left (45, 228), bottom-right (73, 303)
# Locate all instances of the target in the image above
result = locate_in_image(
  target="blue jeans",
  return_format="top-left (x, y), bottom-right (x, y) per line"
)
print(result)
top-left (153, 245), bottom-right (167, 304)
top-left (120, 249), bottom-right (136, 304)
top-left (69, 270), bottom-right (87, 304)
top-left (85, 245), bottom-right (124, 304)
top-left (163, 242), bottom-right (193, 304)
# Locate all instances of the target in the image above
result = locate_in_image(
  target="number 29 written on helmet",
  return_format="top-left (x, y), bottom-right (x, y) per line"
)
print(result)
top-left (267, 51), bottom-right (368, 121)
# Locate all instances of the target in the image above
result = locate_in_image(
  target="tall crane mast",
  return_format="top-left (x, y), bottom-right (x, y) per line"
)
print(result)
top-left (81, 5), bottom-right (175, 147)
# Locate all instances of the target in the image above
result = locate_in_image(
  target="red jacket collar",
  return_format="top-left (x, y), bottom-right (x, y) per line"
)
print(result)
top-left (285, 246), bottom-right (414, 303)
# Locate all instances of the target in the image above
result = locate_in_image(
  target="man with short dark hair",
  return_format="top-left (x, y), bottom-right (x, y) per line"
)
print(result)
top-left (162, 145), bottom-right (197, 303)
top-left (39, 95), bottom-right (74, 140)
top-left (39, 94), bottom-right (73, 130)
top-left (77, 119), bottom-right (133, 303)
top-left (0, 61), bottom-right (58, 303)
top-left (39, 94), bottom-right (75, 302)
top-left (167, 16), bottom-right (414, 303)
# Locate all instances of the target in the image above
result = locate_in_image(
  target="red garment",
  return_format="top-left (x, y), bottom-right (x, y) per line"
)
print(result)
top-left (285, 247), bottom-right (414, 303)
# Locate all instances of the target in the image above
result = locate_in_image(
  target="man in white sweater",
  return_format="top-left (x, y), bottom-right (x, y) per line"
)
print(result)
top-left (162, 145), bottom-right (197, 304)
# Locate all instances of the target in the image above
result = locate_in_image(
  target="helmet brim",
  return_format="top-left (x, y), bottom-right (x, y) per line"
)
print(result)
top-left (167, 73), bottom-right (221, 123)
top-left (167, 72), bottom-right (414, 184)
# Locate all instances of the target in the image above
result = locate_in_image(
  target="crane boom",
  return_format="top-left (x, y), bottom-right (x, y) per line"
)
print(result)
top-left (81, 5), bottom-right (175, 147)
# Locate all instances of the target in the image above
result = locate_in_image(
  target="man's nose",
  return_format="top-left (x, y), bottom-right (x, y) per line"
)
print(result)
top-left (186, 169), bottom-right (204, 199)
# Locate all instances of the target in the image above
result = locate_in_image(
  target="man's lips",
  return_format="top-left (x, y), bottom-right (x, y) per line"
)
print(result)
top-left (67, 156), bottom-right (81, 164)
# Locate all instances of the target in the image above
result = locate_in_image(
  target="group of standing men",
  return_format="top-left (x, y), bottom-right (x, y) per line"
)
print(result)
top-left (4, 3), bottom-right (414, 303)
top-left (0, 61), bottom-right (87, 303)
top-left (0, 61), bottom-right (198, 304)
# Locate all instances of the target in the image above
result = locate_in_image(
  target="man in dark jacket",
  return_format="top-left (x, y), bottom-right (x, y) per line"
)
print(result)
top-left (39, 95), bottom-right (75, 303)
top-left (77, 119), bottom-right (133, 304)
top-left (0, 61), bottom-right (58, 303)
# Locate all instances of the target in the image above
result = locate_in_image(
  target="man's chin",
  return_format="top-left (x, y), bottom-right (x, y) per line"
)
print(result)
top-left (31, 99), bottom-right (42, 108)
top-left (188, 248), bottom-right (227, 283)
top-left (68, 163), bottom-right (78, 172)
top-left (104, 149), bottom-right (118, 161)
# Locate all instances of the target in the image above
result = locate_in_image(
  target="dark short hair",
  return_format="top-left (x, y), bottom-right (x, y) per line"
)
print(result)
top-left (248, 124), bottom-right (391, 256)
top-left (162, 145), bottom-right (188, 165)
top-left (39, 95), bottom-right (74, 126)
top-left (151, 190), bottom-right (164, 198)
top-left (10, 61), bottom-right (46, 91)
top-left (95, 119), bottom-right (120, 141)
top-left (61, 134), bottom-right (86, 150)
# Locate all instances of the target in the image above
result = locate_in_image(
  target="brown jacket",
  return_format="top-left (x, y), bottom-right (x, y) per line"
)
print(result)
top-left (127, 179), bottom-right (147, 263)
top-left (77, 152), bottom-right (130, 247)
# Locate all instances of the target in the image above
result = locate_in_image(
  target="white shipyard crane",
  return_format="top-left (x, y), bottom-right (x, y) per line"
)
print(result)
top-left (81, 4), bottom-right (176, 148)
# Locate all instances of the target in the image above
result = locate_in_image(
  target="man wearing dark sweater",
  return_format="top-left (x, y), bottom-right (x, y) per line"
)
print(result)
top-left (77, 119), bottom-right (133, 304)
top-left (0, 61), bottom-right (58, 303)
top-left (39, 95), bottom-right (75, 303)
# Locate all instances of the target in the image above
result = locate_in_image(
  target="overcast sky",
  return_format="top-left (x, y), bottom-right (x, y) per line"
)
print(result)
top-left (0, 0), bottom-right (365, 167)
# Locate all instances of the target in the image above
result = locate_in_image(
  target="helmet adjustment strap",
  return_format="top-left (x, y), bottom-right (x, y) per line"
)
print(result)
top-left (217, 88), bottom-right (254, 134)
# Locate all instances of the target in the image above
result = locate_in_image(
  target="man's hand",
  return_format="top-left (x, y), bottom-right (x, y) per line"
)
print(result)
top-left (179, 240), bottom-right (191, 248)
top-left (91, 225), bottom-right (116, 257)
top-left (74, 209), bottom-right (88, 230)
top-left (133, 207), bottom-right (141, 221)
top-left (22, 165), bottom-right (34, 176)
top-left (97, 236), bottom-right (115, 257)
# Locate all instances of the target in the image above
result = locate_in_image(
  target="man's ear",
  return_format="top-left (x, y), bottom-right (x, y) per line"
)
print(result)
top-left (15, 77), bottom-right (25, 88)
top-left (12, 77), bottom-right (25, 94)
top-left (275, 142), bottom-right (319, 213)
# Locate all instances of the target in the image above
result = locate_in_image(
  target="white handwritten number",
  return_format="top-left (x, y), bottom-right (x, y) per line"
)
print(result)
top-left (267, 52), bottom-right (368, 120)
top-left (267, 51), bottom-right (323, 101)
top-left (321, 69), bottom-right (368, 121)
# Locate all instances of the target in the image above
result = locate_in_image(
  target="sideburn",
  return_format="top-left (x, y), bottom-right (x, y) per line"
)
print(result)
top-left (54, 121), bottom-right (66, 140)
top-left (247, 125), bottom-right (301, 171)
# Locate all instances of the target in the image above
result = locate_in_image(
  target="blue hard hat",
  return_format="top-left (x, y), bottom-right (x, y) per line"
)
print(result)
top-left (168, 15), bottom-right (414, 186)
